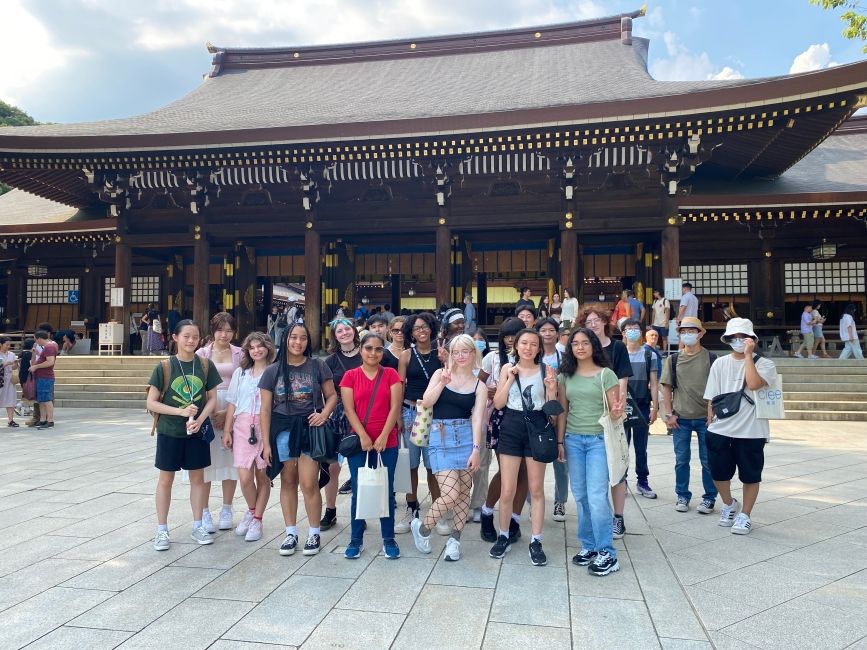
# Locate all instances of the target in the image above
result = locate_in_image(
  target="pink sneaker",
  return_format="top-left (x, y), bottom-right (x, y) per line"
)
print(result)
top-left (235, 510), bottom-right (255, 536)
top-left (245, 518), bottom-right (263, 542)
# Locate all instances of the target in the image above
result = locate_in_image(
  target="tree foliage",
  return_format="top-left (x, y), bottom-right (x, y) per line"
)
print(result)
top-left (810, 0), bottom-right (867, 52)
top-left (0, 100), bottom-right (39, 195)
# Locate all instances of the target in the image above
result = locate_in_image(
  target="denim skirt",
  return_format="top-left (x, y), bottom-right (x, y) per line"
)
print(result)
top-left (428, 418), bottom-right (473, 473)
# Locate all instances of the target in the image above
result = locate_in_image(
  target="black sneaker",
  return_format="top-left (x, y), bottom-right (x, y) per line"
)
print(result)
top-left (338, 479), bottom-right (353, 495)
top-left (489, 534), bottom-right (511, 559)
top-left (588, 551), bottom-right (620, 577)
top-left (529, 540), bottom-right (547, 566)
top-left (480, 512), bottom-right (497, 542)
top-left (508, 518), bottom-right (522, 542)
top-left (572, 549), bottom-right (598, 566)
top-left (279, 534), bottom-right (298, 556)
top-left (612, 515), bottom-right (625, 540)
top-left (320, 508), bottom-right (337, 531)
top-left (302, 534), bottom-right (321, 556)
top-left (36, 421), bottom-right (54, 430)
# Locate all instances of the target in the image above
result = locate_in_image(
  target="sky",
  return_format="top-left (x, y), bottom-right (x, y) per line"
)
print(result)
top-left (0, 0), bottom-right (864, 124)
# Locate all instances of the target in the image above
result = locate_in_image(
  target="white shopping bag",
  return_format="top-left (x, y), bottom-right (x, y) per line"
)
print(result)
top-left (355, 453), bottom-right (390, 520)
top-left (755, 375), bottom-right (786, 420)
top-left (599, 374), bottom-right (629, 486)
top-left (393, 438), bottom-right (413, 495)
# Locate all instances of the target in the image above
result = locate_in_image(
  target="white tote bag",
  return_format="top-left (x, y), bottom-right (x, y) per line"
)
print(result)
top-left (755, 375), bottom-right (786, 420)
top-left (393, 437), bottom-right (413, 494)
top-left (598, 374), bottom-right (630, 487)
top-left (355, 452), bottom-right (390, 520)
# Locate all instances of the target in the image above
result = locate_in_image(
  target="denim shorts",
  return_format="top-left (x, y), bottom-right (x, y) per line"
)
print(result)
top-left (36, 378), bottom-right (55, 403)
top-left (428, 418), bottom-right (473, 473)
top-left (276, 429), bottom-right (295, 462)
top-left (402, 403), bottom-right (431, 471)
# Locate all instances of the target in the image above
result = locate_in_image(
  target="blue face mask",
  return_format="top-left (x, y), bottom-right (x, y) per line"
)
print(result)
top-left (624, 329), bottom-right (641, 342)
top-left (729, 339), bottom-right (746, 353)
top-left (680, 333), bottom-right (699, 346)
top-left (474, 340), bottom-right (486, 353)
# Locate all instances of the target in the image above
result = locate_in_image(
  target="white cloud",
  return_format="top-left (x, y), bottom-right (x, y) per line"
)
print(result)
top-left (789, 43), bottom-right (838, 74)
top-left (0, 0), bottom-right (87, 107)
top-left (650, 31), bottom-right (744, 81)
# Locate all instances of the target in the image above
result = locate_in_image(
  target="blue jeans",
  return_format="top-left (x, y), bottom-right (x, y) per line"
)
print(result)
top-left (672, 418), bottom-right (718, 502)
top-left (564, 433), bottom-right (616, 558)
top-left (348, 447), bottom-right (398, 541)
top-left (553, 459), bottom-right (569, 503)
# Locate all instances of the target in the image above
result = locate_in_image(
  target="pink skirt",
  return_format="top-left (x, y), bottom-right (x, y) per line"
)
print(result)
top-left (233, 412), bottom-right (266, 470)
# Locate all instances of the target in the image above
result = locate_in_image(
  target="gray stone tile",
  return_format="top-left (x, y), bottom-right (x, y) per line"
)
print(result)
top-left (198, 548), bottom-right (307, 601)
top-left (675, 532), bottom-right (795, 570)
top-left (683, 586), bottom-right (763, 632)
top-left (170, 531), bottom-right (270, 569)
top-left (662, 515), bottom-right (737, 541)
top-left (302, 608), bottom-right (405, 650)
top-left (490, 564), bottom-right (569, 628)
top-left (666, 552), bottom-right (730, 586)
top-left (721, 595), bottom-right (867, 650)
top-left (801, 568), bottom-right (867, 613)
top-left (695, 561), bottom-right (829, 610)
top-left (767, 539), bottom-right (867, 580)
top-left (54, 520), bottom-right (157, 562)
top-left (22, 626), bottom-right (133, 649)
top-left (746, 498), bottom-right (820, 525)
top-left (567, 550), bottom-right (644, 600)
top-left (70, 566), bottom-right (223, 631)
top-left (392, 584), bottom-right (492, 650)
top-left (62, 540), bottom-right (197, 591)
top-left (659, 639), bottom-right (713, 650)
top-left (295, 542), bottom-right (373, 579)
top-left (0, 535), bottom-right (87, 578)
top-left (428, 540), bottom-right (501, 589)
top-left (210, 643), bottom-right (296, 650)
top-left (51, 493), bottom-right (147, 521)
top-left (337, 556), bottom-right (434, 614)
top-left (570, 595), bottom-right (660, 649)
top-left (482, 622), bottom-right (571, 650)
top-left (224, 575), bottom-right (353, 646)
top-left (650, 528), bottom-right (708, 554)
top-left (51, 500), bottom-right (154, 538)
top-left (0, 558), bottom-right (99, 612)
top-left (0, 516), bottom-right (81, 551)
top-left (0, 586), bottom-right (113, 649)
top-left (117, 596), bottom-right (254, 649)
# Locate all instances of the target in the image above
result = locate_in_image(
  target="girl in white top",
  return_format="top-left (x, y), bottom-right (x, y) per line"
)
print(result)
top-left (223, 332), bottom-right (277, 541)
top-left (560, 288), bottom-right (579, 328)
top-left (0, 337), bottom-right (19, 426)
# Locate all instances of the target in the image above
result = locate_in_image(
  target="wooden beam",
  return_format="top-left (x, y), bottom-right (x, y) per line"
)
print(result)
top-left (304, 227), bottom-right (322, 351)
top-left (560, 229), bottom-right (578, 302)
top-left (193, 233), bottom-right (210, 328)
top-left (661, 225), bottom-right (680, 281)
top-left (435, 224), bottom-right (451, 308)
top-left (113, 242), bottom-right (131, 324)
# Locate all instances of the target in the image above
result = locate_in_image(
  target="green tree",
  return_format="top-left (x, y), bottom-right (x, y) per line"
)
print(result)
top-left (809, 0), bottom-right (867, 52)
top-left (0, 100), bottom-right (39, 195)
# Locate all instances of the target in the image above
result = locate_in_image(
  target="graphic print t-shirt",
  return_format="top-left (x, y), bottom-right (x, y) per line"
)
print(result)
top-left (258, 358), bottom-right (333, 417)
top-left (148, 356), bottom-right (221, 438)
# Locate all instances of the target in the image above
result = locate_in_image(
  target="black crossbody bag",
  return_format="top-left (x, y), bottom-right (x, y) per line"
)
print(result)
top-left (710, 354), bottom-right (760, 420)
top-left (338, 369), bottom-right (384, 457)
top-left (514, 364), bottom-right (558, 464)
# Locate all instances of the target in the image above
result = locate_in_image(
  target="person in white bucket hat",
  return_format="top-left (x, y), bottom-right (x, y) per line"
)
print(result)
top-left (702, 318), bottom-right (778, 535)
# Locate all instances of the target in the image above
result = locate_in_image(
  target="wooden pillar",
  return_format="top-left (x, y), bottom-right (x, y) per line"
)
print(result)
top-left (235, 244), bottom-right (257, 338)
top-left (304, 227), bottom-right (322, 351)
top-left (390, 274), bottom-right (400, 315)
top-left (6, 264), bottom-right (24, 330)
top-left (435, 224), bottom-right (451, 309)
top-left (193, 234), bottom-right (210, 328)
top-left (661, 225), bottom-right (680, 281)
top-left (113, 241), bottom-right (131, 324)
top-left (477, 273), bottom-right (487, 327)
top-left (560, 229), bottom-right (578, 302)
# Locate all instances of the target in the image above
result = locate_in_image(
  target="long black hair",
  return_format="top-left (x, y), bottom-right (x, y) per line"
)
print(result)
top-left (559, 328), bottom-right (612, 378)
top-left (497, 317), bottom-right (525, 368)
top-left (273, 322), bottom-right (314, 408)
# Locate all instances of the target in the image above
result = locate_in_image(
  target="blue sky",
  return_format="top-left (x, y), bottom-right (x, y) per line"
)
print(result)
top-left (0, 0), bottom-right (864, 124)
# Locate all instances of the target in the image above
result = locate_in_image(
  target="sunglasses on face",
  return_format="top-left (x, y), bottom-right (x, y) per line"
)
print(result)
top-left (390, 328), bottom-right (403, 334)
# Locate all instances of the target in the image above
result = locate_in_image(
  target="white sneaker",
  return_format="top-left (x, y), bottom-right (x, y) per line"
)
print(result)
top-left (794, 352), bottom-right (804, 358)
top-left (443, 537), bottom-right (461, 562)
top-left (245, 518), bottom-right (263, 542)
top-left (153, 530), bottom-right (170, 551)
top-left (410, 518), bottom-right (432, 554)
top-left (236, 510), bottom-right (255, 536)
top-left (808, 355), bottom-right (819, 359)
top-left (675, 497), bottom-right (690, 512)
top-left (435, 517), bottom-right (453, 536)
top-left (472, 508), bottom-right (482, 523)
top-left (218, 507), bottom-right (233, 530)
top-left (732, 512), bottom-right (752, 535)
top-left (395, 506), bottom-right (416, 534)
top-left (190, 526), bottom-right (214, 545)
top-left (552, 502), bottom-right (566, 522)
top-left (201, 509), bottom-right (216, 534)
top-left (718, 498), bottom-right (740, 527)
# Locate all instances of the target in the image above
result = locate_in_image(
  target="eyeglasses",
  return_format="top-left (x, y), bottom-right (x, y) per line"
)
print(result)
top-left (452, 349), bottom-right (473, 357)
top-left (584, 318), bottom-right (602, 325)
top-left (623, 328), bottom-right (641, 334)
top-left (572, 340), bottom-right (592, 348)
top-left (412, 325), bottom-right (430, 332)
top-left (362, 345), bottom-right (384, 353)
top-left (390, 328), bottom-right (403, 334)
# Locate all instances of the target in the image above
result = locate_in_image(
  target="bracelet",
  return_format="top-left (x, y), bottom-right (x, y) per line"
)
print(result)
top-left (471, 443), bottom-right (481, 450)
top-left (557, 442), bottom-right (564, 445)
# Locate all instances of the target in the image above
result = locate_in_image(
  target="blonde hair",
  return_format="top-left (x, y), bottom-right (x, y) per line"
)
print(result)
top-left (448, 333), bottom-right (482, 373)
top-left (388, 315), bottom-right (406, 342)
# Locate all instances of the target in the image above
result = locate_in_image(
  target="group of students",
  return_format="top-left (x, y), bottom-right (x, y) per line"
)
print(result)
top-left (146, 300), bottom-right (777, 578)
top-left (0, 326), bottom-right (59, 430)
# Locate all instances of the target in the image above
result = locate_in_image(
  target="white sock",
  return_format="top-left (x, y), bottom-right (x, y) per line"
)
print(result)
top-left (221, 504), bottom-right (232, 513)
top-left (309, 527), bottom-right (321, 537)
top-left (193, 520), bottom-right (202, 529)
top-left (511, 513), bottom-right (521, 524)
top-left (481, 505), bottom-right (494, 516)
top-left (532, 534), bottom-right (543, 543)
top-left (500, 530), bottom-right (510, 538)
top-left (286, 525), bottom-right (297, 537)
top-left (157, 524), bottom-right (168, 533)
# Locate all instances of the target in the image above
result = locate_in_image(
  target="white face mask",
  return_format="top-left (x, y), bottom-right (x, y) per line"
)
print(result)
top-left (729, 339), bottom-right (746, 353)
top-left (680, 333), bottom-right (699, 346)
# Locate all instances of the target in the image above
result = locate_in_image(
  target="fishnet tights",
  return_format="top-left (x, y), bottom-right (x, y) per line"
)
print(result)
top-left (423, 470), bottom-right (473, 533)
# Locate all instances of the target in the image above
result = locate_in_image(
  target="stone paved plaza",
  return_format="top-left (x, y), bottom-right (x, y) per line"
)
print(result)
top-left (0, 409), bottom-right (866, 649)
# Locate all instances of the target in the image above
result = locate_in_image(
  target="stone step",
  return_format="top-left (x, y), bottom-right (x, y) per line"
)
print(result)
top-left (55, 371), bottom-right (153, 380)
top-left (783, 382), bottom-right (867, 392)
top-left (54, 398), bottom-right (145, 409)
top-left (783, 400), bottom-right (867, 412)
top-left (54, 390), bottom-right (143, 401)
top-left (776, 375), bottom-right (867, 385)
top-left (782, 410), bottom-right (867, 421)
top-left (53, 383), bottom-right (143, 392)
top-left (785, 391), bottom-right (867, 402)
top-left (773, 360), bottom-right (867, 371)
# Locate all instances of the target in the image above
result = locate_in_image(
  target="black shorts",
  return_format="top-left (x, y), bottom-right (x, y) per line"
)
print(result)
top-left (706, 431), bottom-right (765, 484)
top-left (496, 408), bottom-right (545, 458)
top-left (651, 325), bottom-right (669, 339)
top-left (155, 433), bottom-right (211, 472)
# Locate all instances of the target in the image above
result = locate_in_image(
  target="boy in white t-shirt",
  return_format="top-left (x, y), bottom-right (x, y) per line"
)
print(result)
top-left (703, 318), bottom-right (777, 535)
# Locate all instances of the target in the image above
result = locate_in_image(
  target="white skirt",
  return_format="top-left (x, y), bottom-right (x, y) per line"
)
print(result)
top-left (182, 389), bottom-right (240, 484)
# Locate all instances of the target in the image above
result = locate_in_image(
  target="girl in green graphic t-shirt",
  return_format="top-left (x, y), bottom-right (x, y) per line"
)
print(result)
top-left (147, 320), bottom-right (220, 552)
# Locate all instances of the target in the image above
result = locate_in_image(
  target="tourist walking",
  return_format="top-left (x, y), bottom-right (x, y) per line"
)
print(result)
top-left (794, 303), bottom-right (817, 359)
top-left (463, 294), bottom-right (477, 334)
top-left (516, 287), bottom-right (535, 311)
top-left (839, 304), bottom-right (864, 359)
top-left (18, 339), bottom-right (34, 420)
top-left (143, 303), bottom-right (166, 355)
top-left (222, 332), bottom-right (276, 542)
top-left (0, 337), bottom-right (19, 427)
top-left (811, 300), bottom-right (830, 358)
top-left (410, 334), bottom-right (487, 561)
top-left (195, 312), bottom-right (243, 533)
top-left (676, 282), bottom-right (699, 325)
top-left (261, 323), bottom-right (338, 557)
top-left (704, 318), bottom-right (777, 535)
top-left (621, 319), bottom-right (658, 499)
top-left (557, 327), bottom-right (622, 576)
top-left (490, 328), bottom-right (558, 566)
top-left (660, 317), bottom-right (719, 514)
top-left (147, 320), bottom-right (220, 551)
top-left (29, 329), bottom-right (59, 430)
top-left (612, 290), bottom-right (633, 326)
top-left (341, 332), bottom-right (404, 560)
top-left (651, 289), bottom-right (671, 350)
top-left (560, 288), bottom-right (579, 329)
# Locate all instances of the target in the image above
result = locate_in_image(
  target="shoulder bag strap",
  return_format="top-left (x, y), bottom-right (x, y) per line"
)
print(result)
top-left (361, 369), bottom-right (384, 427)
top-left (600, 371), bottom-right (611, 416)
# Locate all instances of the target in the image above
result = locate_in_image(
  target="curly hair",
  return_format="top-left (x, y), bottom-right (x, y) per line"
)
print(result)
top-left (577, 303), bottom-right (612, 336)
top-left (239, 331), bottom-right (277, 369)
top-left (402, 312), bottom-right (439, 346)
top-left (558, 328), bottom-right (612, 377)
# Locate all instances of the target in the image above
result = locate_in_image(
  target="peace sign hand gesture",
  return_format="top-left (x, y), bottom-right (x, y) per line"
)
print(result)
top-left (441, 367), bottom-right (452, 386)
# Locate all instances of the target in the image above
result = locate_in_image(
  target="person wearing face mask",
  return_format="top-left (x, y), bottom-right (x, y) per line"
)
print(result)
top-left (703, 318), bottom-right (777, 535)
top-left (660, 317), bottom-right (718, 515)
top-left (621, 319), bottom-right (658, 499)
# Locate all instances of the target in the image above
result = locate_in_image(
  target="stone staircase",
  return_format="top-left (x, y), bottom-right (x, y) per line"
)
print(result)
top-left (775, 358), bottom-right (867, 421)
top-left (52, 355), bottom-right (156, 409)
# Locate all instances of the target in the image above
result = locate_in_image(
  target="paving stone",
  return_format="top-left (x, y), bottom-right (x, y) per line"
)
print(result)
top-left (62, 540), bottom-right (197, 591)
top-left (567, 550), bottom-right (644, 600)
top-left (302, 608), bottom-right (405, 650)
top-left (659, 639), bottom-right (714, 650)
top-left (392, 584), bottom-right (492, 650)
top-left (801, 568), bottom-right (867, 613)
top-left (210, 642), bottom-right (296, 650)
top-left (768, 539), bottom-right (867, 580)
top-left (70, 566), bottom-right (223, 631)
top-left (674, 531), bottom-right (795, 570)
top-left (22, 626), bottom-right (133, 649)
top-left (55, 520), bottom-right (157, 562)
top-left (427, 540), bottom-right (502, 589)
top-left (0, 558), bottom-right (99, 613)
top-left (170, 531), bottom-right (271, 569)
top-left (337, 556), bottom-right (434, 614)
top-left (482, 622), bottom-right (572, 649)
top-left (570, 595), bottom-right (660, 649)
top-left (694, 561), bottom-right (830, 610)
top-left (199, 547), bottom-right (307, 602)
top-left (490, 564), bottom-right (569, 628)
top-left (224, 575), bottom-right (353, 646)
top-left (0, 516), bottom-right (81, 551)
top-left (683, 585), bottom-right (763, 632)
top-left (0, 535), bottom-right (87, 578)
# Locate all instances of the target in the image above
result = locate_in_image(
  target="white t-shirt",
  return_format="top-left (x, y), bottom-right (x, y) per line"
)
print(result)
top-left (507, 366), bottom-right (545, 411)
top-left (680, 291), bottom-right (699, 318)
top-left (225, 367), bottom-right (264, 415)
top-left (652, 298), bottom-right (670, 327)
top-left (542, 350), bottom-right (561, 371)
top-left (840, 314), bottom-right (857, 341)
top-left (561, 297), bottom-right (579, 322)
top-left (703, 355), bottom-right (777, 440)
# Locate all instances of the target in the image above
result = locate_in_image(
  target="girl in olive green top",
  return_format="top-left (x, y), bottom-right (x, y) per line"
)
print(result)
top-left (556, 328), bottom-right (623, 577)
